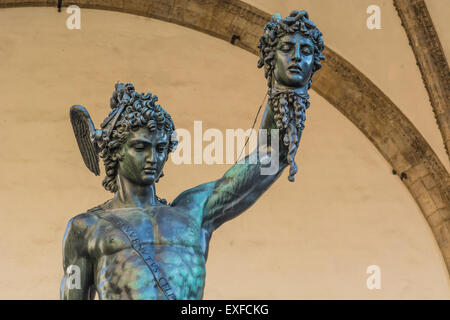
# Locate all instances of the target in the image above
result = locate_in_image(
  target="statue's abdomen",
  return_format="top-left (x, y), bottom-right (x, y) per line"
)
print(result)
top-left (95, 244), bottom-right (206, 300)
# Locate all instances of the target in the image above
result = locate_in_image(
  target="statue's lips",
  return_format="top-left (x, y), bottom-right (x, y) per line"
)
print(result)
top-left (288, 66), bottom-right (302, 74)
top-left (143, 168), bottom-right (157, 174)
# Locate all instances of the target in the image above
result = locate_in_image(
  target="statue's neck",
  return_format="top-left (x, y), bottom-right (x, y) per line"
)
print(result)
top-left (112, 174), bottom-right (159, 209)
top-left (271, 82), bottom-right (309, 97)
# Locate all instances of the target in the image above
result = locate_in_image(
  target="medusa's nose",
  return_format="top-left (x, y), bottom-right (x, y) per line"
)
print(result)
top-left (293, 42), bottom-right (302, 61)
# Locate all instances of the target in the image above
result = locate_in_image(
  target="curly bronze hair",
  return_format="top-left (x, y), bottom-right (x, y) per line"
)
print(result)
top-left (96, 83), bottom-right (178, 193)
top-left (257, 10), bottom-right (325, 89)
top-left (257, 11), bottom-right (325, 182)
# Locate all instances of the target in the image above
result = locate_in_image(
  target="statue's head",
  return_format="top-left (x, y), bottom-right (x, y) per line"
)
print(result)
top-left (257, 10), bottom-right (325, 90)
top-left (96, 83), bottom-right (178, 193)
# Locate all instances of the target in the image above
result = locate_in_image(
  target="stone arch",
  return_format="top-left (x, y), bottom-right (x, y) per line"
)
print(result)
top-left (1, 0), bottom-right (448, 274)
top-left (394, 0), bottom-right (450, 160)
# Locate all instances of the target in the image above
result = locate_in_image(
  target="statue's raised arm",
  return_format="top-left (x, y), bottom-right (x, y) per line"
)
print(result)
top-left (172, 10), bottom-right (325, 233)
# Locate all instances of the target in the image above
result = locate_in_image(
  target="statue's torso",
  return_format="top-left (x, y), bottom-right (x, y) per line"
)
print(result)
top-left (85, 205), bottom-right (206, 300)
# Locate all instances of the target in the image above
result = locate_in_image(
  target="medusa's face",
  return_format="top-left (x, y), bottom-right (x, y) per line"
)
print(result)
top-left (273, 33), bottom-right (315, 89)
top-left (117, 127), bottom-right (169, 186)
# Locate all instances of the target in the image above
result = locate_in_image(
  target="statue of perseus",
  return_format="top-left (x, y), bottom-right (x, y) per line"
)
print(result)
top-left (61, 10), bottom-right (324, 300)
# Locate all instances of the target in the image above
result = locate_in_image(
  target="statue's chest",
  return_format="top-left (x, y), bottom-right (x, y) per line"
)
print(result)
top-left (91, 208), bottom-right (201, 256)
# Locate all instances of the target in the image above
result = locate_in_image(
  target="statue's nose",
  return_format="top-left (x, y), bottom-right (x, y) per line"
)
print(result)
top-left (146, 149), bottom-right (156, 164)
top-left (293, 43), bottom-right (301, 61)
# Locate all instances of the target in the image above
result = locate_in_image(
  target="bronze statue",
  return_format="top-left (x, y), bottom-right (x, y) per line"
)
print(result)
top-left (61, 10), bottom-right (324, 300)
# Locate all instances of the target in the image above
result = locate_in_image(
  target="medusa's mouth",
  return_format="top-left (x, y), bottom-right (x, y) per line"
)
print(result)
top-left (288, 65), bottom-right (303, 74)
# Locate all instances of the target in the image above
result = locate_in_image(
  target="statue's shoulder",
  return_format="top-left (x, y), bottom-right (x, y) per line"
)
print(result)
top-left (67, 211), bottom-right (98, 234)
top-left (85, 198), bottom-right (116, 214)
top-left (67, 200), bottom-right (113, 233)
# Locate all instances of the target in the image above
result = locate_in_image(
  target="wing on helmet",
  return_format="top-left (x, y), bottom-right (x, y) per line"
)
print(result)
top-left (69, 105), bottom-right (100, 176)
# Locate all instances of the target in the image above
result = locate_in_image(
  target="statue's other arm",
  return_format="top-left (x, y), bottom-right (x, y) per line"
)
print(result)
top-left (60, 214), bottom-right (96, 300)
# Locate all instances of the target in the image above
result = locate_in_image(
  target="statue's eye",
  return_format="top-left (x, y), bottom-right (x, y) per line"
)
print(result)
top-left (280, 44), bottom-right (292, 52)
top-left (302, 47), bottom-right (313, 55)
top-left (157, 144), bottom-right (167, 153)
top-left (134, 143), bottom-right (145, 151)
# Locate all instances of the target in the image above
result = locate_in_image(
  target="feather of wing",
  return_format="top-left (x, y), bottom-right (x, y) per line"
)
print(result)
top-left (70, 105), bottom-right (100, 176)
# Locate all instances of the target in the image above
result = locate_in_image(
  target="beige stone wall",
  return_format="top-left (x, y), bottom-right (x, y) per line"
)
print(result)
top-left (0, 7), bottom-right (448, 299)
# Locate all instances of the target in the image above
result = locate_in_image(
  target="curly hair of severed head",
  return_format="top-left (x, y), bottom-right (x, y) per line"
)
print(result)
top-left (257, 10), bottom-right (325, 182)
top-left (257, 10), bottom-right (325, 89)
top-left (95, 83), bottom-right (178, 193)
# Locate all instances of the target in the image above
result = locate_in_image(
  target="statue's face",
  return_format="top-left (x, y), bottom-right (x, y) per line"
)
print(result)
top-left (117, 127), bottom-right (169, 185)
top-left (273, 33), bottom-right (315, 88)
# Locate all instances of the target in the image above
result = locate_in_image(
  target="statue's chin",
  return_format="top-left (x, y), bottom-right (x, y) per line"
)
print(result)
top-left (141, 177), bottom-right (156, 185)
